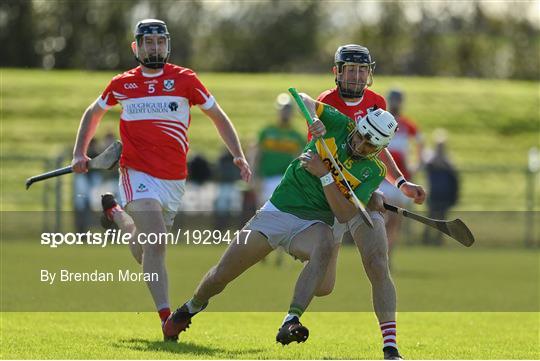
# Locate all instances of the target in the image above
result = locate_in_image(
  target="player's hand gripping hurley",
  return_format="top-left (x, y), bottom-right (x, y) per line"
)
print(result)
top-left (25, 141), bottom-right (122, 189)
top-left (289, 87), bottom-right (374, 228)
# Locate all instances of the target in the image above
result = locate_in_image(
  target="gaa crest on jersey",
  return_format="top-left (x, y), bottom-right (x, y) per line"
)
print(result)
top-left (163, 79), bottom-right (175, 91)
top-left (354, 109), bottom-right (364, 122)
top-left (359, 167), bottom-right (371, 181)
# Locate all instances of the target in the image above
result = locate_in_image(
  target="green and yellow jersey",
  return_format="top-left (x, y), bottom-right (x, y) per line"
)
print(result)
top-left (257, 125), bottom-right (306, 177)
top-left (270, 103), bottom-right (386, 225)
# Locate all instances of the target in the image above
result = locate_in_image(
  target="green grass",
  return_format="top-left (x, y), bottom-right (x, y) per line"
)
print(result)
top-left (1, 69), bottom-right (539, 211)
top-left (1, 242), bottom-right (538, 311)
top-left (1, 241), bottom-right (539, 358)
top-left (1, 69), bottom-right (539, 359)
top-left (2, 312), bottom-right (539, 359)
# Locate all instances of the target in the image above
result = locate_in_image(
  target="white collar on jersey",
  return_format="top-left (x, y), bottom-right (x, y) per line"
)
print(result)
top-left (343, 96), bottom-right (364, 106)
top-left (141, 69), bottom-right (164, 78)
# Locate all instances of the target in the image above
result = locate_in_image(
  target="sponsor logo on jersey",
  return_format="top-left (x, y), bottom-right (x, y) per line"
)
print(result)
top-left (168, 102), bottom-right (178, 111)
top-left (125, 101), bottom-right (176, 114)
top-left (136, 183), bottom-right (148, 193)
top-left (124, 83), bottom-right (138, 90)
top-left (163, 79), bottom-right (175, 91)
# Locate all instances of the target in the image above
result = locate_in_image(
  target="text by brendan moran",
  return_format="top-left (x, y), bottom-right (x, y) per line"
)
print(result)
top-left (40, 269), bottom-right (158, 285)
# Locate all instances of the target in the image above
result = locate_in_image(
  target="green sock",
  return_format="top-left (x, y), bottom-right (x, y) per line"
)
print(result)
top-left (186, 296), bottom-right (206, 313)
top-left (282, 303), bottom-right (305, 325)
top-left (288, 303), bottom-right (305, 317)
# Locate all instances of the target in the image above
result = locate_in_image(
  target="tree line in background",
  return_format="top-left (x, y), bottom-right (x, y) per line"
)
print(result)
top-left (2, 0), bottom-right (539, 80)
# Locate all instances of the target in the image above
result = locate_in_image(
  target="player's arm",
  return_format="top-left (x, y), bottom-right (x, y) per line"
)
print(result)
top-left (298, 93), bottom-right (351, 139)
top-left (72, 99), bottom-right (108, 173)
top-left (297, 93), bottom-right (326, 138)
top-left (380, 149), bottom-right (426, 204)
top-left (299, 150), bottom-right (356, 223)
top-left (201, 102), bottom-right (252, 182)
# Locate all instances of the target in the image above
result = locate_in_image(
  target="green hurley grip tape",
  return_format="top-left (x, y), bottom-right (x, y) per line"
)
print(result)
top-left (288, 88), bottom-right (315, 126)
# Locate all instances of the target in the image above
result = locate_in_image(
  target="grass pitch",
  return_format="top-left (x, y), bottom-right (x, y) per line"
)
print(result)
top-left (1, 69), bottom-right (539, 359)
top-left (2, 312), bottom-right (538, 359)
top-left (1, 244), bottom-right (538, 359)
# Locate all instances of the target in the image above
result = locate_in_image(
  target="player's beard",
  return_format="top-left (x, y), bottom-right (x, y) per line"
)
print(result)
top-left (142, 55), bottom-right (167, 69)
top-left (337, 70), bottom-right (367, 99)
top-left (138, 38), bottom-right (169, 69)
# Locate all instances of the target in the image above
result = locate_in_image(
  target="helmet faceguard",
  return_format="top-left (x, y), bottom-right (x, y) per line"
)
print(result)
top-left (134, 19), bottom-right (170, 69)
top-left (334, 44), bottom-right (376, 99)
top-left (347, 109), bottom-right (397, 160)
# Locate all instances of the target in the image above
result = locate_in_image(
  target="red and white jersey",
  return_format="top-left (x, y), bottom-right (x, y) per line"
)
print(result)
top-left (387, 115), bottom-right (420, 179)
top-left (97, 64), bottom-right (215, 180)
top-left (310, 87), bottom-right (386, 141)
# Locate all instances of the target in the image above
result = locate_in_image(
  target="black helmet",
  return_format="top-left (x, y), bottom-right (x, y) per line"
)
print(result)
top-left (134, 19), bottom-right (170, 69)
top-left (334, 44), bottom-right (376, 99)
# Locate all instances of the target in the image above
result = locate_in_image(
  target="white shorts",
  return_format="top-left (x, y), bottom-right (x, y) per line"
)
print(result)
top-left (332, 211), bottom-right (384, 242)
top-left (246, 201), bottom-right (326, 253)
top-left (379, 179), bottom-right (410, 208)
top-left (118, 167), bottom-right (186, 226)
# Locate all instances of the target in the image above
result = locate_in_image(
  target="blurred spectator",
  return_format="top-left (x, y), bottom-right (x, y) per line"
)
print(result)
top-left (253, 93), bottom-right (306, 205)
top-left (188, 154), bottom-right (212, 185)
top-left (422, 129), bottom-right (460, 246)
top-left (252, 93), bottom-right (305, 265)
top-left (379, 89), bottom-right (424, 254)
top-left (214, 148), bottom-right (242, 230)
top-left (73, 138), bottom-right (101, 232)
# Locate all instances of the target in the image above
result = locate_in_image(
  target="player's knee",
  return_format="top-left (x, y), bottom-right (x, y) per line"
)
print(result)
top-left (365, 252), bottom-right (390, 281)
top-left (313, 225), bottom-right (334, 257)
top-left (142, 242), bottom-right (166, 259)
top-left (313, 240), bottom-right (333, 266)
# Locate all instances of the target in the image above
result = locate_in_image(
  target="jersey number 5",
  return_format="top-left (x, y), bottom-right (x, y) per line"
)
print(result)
top-left (148, 83), bottom-right (155, 94)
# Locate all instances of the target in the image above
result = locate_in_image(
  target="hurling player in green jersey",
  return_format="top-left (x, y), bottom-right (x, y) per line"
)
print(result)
top-left (164, 93), bottom-right (398, 351)
top-left (296, 93), bottom-right (404, 360)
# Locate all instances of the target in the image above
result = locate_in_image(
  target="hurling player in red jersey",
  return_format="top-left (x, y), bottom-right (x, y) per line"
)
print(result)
top-left (312, 44), bottom-right (425, 206)
top-left (310, 44), bottom-right (426, 360)
top-left (71, 19), bottom-right (251, 340)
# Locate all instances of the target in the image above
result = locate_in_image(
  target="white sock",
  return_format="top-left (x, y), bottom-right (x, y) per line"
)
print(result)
top-left (282, 313), bottom-right (299, 326)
